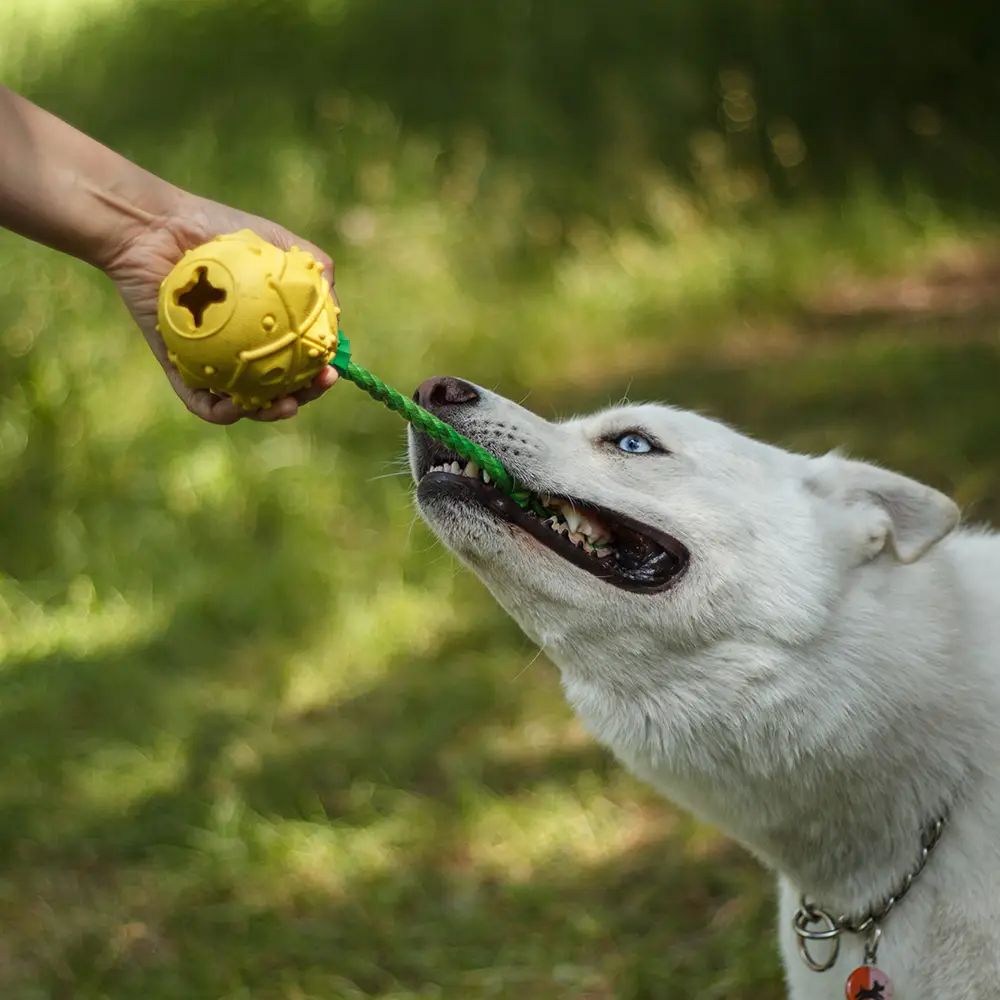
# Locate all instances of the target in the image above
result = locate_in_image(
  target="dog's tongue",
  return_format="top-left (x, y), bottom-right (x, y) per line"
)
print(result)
top-left (615, 528), bottom-right (670, 585)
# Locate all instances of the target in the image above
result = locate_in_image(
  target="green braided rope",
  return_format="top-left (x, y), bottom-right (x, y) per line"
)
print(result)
top-left (340, 359), bottom-right (513, 489)
top-left (330, 334), bottom-right (546, 516)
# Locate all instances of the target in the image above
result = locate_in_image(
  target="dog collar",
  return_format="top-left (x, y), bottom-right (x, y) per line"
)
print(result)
top-left (792, 810), bottom-right (948, 998)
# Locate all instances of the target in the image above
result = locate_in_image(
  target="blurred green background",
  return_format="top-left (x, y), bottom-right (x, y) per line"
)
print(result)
top-left (3, 1), bottom-right (1000, 997)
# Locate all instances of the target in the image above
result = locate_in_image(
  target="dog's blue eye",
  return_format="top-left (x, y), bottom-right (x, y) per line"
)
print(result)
top-left (617, 433), bottom-right (653, 454)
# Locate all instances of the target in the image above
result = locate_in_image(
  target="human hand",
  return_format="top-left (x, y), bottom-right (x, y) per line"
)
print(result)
top-left (0, 88), bottom-right (337, 422)
top-left (102, 191), bottom-right (339, 424)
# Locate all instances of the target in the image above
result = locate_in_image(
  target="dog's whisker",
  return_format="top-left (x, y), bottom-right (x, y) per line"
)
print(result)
top-left (615, 378), bottom-right (635, 408)
top-left (366, 470), bottom-right (413, 482)
top-left (511, 644), bottom-right (546, 682)
top-left (405, 508), bottom-right (426, 548)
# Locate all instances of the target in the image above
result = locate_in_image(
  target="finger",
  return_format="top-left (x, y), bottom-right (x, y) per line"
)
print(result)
top-left (249, 396), bottom-right (298, 422)
top-left (186, 390), bottom-right (245, 425)
top-left (293, 365), bottom-right (339, 407)
top-left (161, 353), bottom-right (241, 424)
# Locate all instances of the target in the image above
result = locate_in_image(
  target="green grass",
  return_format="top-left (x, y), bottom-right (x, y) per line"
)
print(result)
top-left (4, 2), bottom-right (1000, 997)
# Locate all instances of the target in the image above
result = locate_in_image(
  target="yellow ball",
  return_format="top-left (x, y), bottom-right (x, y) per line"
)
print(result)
top-left (156, 229), bottom-right (340, 410)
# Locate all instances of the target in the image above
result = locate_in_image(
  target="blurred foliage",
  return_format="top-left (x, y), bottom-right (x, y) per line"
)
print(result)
top-left (2, 0), bottom-right (1000, 997)
top-left (11, 0), bottom-right (1000, 228)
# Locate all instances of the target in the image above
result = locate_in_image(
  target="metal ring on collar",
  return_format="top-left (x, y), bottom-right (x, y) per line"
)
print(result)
top-left (792, 904), bottom-right (841, 973)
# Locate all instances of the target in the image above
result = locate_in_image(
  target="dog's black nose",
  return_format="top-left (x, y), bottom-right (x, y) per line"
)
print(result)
top-left (413, 376), bottom-right (479, 410)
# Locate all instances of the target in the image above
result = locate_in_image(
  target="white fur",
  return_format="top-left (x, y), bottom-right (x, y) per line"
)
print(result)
top-left (410, 387), bottom-right (1000, 999)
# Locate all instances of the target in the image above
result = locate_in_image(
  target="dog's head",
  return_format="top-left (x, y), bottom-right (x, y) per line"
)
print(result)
top-left (409, 376), bottom-right (959, 663)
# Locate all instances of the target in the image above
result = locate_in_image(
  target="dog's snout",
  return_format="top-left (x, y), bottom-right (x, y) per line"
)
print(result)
top-left (413, 376), bottom-right (480, 411)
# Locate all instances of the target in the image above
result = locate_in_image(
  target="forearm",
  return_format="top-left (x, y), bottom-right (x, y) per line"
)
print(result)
top-left (0, 86), bottom-right (180, 269)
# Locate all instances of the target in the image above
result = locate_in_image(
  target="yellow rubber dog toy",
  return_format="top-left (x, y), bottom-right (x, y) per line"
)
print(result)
top-left (157, 229), bottom-right (340, 410)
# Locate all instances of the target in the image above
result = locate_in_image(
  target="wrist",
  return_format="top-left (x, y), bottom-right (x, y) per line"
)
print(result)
top-left (84, 169), bottom-right (185, 272)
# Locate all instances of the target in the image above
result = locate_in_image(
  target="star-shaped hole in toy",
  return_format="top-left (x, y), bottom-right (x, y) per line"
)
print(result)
top-left (175, 266), bottom-right (227, 328)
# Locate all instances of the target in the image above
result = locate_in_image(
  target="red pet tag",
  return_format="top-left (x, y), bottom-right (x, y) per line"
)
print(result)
top-left (845, 964), bottom-right (893, 999)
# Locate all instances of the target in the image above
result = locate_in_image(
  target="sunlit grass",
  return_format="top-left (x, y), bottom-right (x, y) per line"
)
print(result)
top-left (0, 578), bottom-right (165, 664)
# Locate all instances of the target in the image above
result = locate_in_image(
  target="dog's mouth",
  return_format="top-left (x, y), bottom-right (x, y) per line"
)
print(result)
top-left (416, 446), bottom-right (689, 594)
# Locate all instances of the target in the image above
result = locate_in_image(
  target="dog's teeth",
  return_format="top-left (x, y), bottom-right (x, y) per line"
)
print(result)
top-left (450, 461), bottom-right (462, 474)
top-left (563, 509), bottom-right (582, 532)
top-left (464, 461), bottom-right (480, 478)
top-left (483, 471), bottom-right (491, 484)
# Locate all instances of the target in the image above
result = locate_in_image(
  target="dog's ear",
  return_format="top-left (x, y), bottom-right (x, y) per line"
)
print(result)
top-left (806, 454), bottom-right (959, 564)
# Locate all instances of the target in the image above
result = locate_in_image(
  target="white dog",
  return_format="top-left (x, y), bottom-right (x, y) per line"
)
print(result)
top-left (408, 376), bottom-right (1000, 1000)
